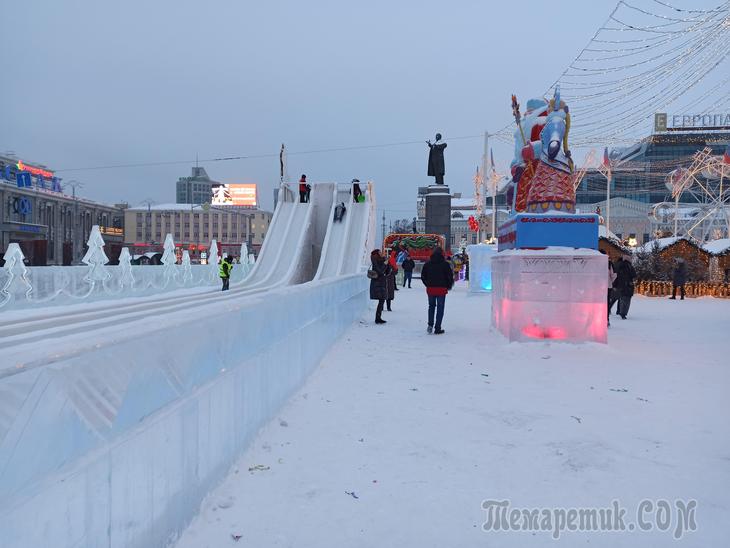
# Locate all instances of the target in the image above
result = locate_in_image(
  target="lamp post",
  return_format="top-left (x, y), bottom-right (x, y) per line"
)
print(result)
top-left (64, 179), bottom-right (84, 263)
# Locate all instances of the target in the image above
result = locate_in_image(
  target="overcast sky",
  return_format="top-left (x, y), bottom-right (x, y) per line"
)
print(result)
top-left (4, 0), bottom-right (625, 223)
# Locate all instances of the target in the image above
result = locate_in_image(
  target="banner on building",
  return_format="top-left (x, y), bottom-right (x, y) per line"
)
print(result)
top-left (211, 184), bottom-right (258, 206)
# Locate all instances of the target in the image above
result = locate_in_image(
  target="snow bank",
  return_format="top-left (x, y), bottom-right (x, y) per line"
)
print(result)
top-left (0, 275), bottom-right (368, 548)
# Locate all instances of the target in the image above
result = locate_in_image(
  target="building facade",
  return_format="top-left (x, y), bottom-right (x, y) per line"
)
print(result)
top-left (578, 126), bottom-right (730, 206)
top-left (123, 204), bottom-right (272, 262)
top-left (1, 154), bottom-right (124, 265)
top-left (175, 167), bottom-right (220, 205)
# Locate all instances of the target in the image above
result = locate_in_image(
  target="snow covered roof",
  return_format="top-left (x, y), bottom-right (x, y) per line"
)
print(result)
top-left (598, 225), bottom-right (618, 240)
top-left (703, 238), bottom-right (730, 255)
top-left (637, 237), bottom-right (680, 253)
top-left (451, 198), bottom-right (478, 209)
top-left (127, 203), bottom-right (268, 213)
top-left (637, 236), bottom-right (709, 254)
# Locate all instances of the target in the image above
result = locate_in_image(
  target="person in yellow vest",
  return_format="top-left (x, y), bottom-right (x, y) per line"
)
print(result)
top-left (219, 256), bottom-right (233, 291)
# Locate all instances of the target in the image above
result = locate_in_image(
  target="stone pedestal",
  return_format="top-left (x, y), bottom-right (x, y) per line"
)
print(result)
top-left (491, 248), bottom-right (608, 343)
top-left (425, 185), bottom-right (451, 252)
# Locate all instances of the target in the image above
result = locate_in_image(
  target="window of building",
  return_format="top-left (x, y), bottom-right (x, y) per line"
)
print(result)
top-left (643, 233), bottom-right (650, 243)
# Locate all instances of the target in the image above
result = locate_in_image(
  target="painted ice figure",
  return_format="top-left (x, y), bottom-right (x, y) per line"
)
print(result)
top-left (466, 243), bottom-right (496, 292)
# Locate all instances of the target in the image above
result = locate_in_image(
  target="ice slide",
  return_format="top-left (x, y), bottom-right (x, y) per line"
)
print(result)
top-left (314, 185), bottom-right (353, 279)
top-left (314, 182), bottom-right (375, 280)
top-left (0, 184), bottom-right (335, 352)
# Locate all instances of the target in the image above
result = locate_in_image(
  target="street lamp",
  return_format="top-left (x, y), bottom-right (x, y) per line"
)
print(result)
top-left (63, 179), bottom-right (84, 263)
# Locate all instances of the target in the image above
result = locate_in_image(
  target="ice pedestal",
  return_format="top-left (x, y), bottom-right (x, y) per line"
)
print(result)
top-left (491, 248), bottom-right (607, 343)
top-left (466, 243), bottom-right (497, 293)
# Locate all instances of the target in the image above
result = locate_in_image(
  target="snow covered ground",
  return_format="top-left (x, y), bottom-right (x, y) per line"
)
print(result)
top-left (174, 283), bottom-right (729, 547)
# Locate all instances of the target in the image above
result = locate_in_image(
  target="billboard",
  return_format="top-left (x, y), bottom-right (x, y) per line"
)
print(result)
top-left (211, 184), bottom-right (257, 206)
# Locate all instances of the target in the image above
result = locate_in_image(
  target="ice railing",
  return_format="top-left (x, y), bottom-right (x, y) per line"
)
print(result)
top-left (0, 226), bottom-right (255, 310)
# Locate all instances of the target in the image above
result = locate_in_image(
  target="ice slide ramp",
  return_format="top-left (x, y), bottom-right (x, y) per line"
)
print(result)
top-left (0, 185), bottom-right (334, 351)
top-left (242, 183), bottom-right (333, 290)
top-left (313, 185), bottom-right (353, 279)
top-left (315, 181), bottom-right (375, 280)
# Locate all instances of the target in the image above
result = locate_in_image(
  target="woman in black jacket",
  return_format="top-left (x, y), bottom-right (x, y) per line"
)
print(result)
top-left (369, 250), bottom-right (387, 324)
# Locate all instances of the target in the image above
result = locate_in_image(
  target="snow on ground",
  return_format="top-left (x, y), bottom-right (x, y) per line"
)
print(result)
top-left (174, 283), bottom-right (729, 547)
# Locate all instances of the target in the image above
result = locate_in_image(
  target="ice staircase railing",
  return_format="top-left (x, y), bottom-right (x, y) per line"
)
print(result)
top-left (0, 227), bottom-right (254, 311)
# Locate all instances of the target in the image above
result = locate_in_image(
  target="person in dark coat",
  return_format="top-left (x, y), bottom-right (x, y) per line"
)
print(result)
top-left (333, 202), bottom-right (346, 222)
top-left (299, 174), bottom-right (308, 203)
top-left (420, 247), bottom-right (454, 334)
top-left (670, 258), bottom-right (687, 300)
top-left (613, 255), bottom-right (636, 319)
top-left (385, 251), bottom-right (397, 310)
top-left (401, 253), bottom-right (415, 288)
top-left (369, 249), bottom-right (387, 324)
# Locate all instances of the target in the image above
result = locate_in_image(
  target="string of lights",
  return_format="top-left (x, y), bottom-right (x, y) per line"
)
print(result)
top-left (54, 1), bottom-right (728, 176)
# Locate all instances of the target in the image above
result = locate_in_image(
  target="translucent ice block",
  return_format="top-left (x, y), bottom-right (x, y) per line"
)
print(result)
top-left (467, 244), bottom-right (497, 293)
top-left (491, 248), bottom-right (608, 343)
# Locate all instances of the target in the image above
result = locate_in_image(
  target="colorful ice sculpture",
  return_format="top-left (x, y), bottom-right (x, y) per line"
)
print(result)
top-left (466, 244), bottom-right (497, 293)
top-left (493, 87), bottom-right (607, 343)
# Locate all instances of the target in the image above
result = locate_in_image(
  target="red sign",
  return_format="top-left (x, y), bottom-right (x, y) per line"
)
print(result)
top-left (16, 160), bottom-right (54, 179)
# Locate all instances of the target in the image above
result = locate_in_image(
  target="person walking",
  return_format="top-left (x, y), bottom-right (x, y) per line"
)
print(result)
top-left (299, 174), bottom-right (308, 203)
top-left (388, 249), bottom-right (399, 295)
top-left (219, 256), bottom-right (233, 291)
top-left (613, 254), bottom-right (636, 319)
top-left (670, 258), bottom-right (687, 300)
top-left (420, 247), bottom-right (454, 334)
top-left (401, 253), bottom-right (415, 288)
top-left (369, 250), bottom-right (387, 324)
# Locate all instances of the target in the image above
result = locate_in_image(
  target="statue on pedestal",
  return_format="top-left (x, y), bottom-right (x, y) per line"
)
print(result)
top-left (427, 133), bottom-right (447, 185)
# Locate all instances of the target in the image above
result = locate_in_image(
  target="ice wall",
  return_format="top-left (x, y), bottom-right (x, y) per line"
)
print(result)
top-left (491, 248), bottom-right (608, 343)
top-left (0, 275), bottom-right (368, 548)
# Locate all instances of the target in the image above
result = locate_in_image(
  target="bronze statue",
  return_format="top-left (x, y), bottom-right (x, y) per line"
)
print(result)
top-left (427, 133), bottom-right (447, 185)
